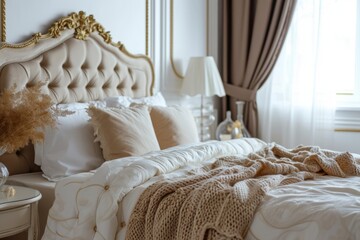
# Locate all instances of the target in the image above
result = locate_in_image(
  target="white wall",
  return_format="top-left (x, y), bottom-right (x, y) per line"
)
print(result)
top-left (152, 0), bottom-right (207, 104)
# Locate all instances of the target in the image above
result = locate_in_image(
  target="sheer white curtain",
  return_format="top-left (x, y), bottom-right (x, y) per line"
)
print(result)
top-left (258, 0), bottom-right (357, 149)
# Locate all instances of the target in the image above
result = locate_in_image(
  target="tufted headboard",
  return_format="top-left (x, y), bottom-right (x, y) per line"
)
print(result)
top-left (0, 11), bottom-right (155, 174)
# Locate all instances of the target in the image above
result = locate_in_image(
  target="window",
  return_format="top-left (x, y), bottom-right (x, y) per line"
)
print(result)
top-left (258, 0), bottom-right (360, 151)
top-left (332, 0), bottom-right (360, 106)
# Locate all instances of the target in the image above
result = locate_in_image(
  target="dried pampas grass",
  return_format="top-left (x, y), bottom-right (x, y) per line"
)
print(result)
top-left (0, 83), bottom-right (70, 153)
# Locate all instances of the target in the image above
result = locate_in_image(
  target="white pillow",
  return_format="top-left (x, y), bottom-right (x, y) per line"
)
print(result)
top-left (35, 102), bottom-right (105, 181)
top-left (104, 95), bottom-right (132, 108)
top-left (105, 92), bottom-right (167, 108)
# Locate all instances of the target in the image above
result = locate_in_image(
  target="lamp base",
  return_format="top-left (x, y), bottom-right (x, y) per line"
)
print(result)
top-left (188, 96), bottom-right (215, 142)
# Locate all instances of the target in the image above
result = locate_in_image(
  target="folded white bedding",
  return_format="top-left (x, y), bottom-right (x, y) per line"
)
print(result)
top-left (43, 139), bottom-right (360, 240)
top-left (117, 166), bottom-right (360, 240)
top-left (43, 138), bottom-right (266, 240)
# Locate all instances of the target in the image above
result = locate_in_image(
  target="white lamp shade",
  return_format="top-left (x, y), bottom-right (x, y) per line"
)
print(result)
top-left (181, 56), bottom-right (226, 97)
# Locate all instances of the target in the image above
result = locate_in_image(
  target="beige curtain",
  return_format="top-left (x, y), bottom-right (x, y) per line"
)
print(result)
top-left (222, 0), bottom-right (297, 137)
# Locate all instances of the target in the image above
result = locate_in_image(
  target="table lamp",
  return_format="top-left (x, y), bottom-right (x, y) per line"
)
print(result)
top-left (180, 56), bottom-right (225, 141)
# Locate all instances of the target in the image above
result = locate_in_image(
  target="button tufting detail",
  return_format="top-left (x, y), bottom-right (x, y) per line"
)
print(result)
top-left (1, 35), bottom-right (152, 106)
top-left (68, 83), bottom-right (77, 89)
top-left (104, 185), bottom-right (109, 191)
top-left (119, 221), bottom-right (126, 229)
top-left (62, 63), bottom-right (69, 69)
top-left (97, 65), bottom-right (103, 71)
top-left (48, 82), bottom-right (57, 88)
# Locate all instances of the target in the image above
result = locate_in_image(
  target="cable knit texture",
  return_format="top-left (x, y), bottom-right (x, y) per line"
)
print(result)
top-left (126, 144), bottom-right (360, 240)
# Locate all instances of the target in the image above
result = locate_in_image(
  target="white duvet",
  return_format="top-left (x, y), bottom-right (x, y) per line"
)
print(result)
top-left (43, 138), bottom-right (360, 240)
top-left (247, 175), bottom-right (360, 240)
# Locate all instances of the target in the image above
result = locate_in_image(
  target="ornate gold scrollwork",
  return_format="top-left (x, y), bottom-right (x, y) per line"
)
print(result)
top-left (1, 11), bottom-right (122, 49)
top-left (48, 11), bottom-right (112, 43)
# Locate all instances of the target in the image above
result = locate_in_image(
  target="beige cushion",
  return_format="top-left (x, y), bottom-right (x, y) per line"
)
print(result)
top-left (150, 106), bottom-right (199, 149)
top-left (88, 106), bottom-right (160, 160)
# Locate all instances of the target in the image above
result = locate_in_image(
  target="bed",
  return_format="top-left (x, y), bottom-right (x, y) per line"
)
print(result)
top-left (1, 11), bottom-right (360, 240)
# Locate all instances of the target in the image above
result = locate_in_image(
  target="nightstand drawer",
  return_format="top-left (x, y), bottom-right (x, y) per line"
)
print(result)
top-left (0, 205), bottom-right (31, 236)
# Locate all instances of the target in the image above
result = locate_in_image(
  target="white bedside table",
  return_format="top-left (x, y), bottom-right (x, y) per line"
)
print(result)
top-left (0, 185), bottom-right (41, 240)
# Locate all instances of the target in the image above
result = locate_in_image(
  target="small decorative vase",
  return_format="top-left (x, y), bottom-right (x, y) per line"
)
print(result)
top-left (234, 101), bottom-right (251, 138)
top-left (0, 148), bottom-right (9, 190)
top-left (216, 111), bottom-right (234, 141)
top-left (0, 162), bottom-right (9, 190)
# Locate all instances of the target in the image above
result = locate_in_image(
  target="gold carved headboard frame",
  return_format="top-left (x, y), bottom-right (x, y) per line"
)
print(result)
top-left (0, 10), bottom-right (155, 98)
top-left (0, 11), bottom-right (155, 174)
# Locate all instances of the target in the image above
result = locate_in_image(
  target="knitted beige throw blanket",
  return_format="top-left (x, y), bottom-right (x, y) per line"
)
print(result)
top-left (126, 145), bottom-right (360, 240)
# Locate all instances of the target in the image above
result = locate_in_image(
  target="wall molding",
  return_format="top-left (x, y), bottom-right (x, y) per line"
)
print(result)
top-left (169, 0), bottom-right (184, 79)
top-left (145, 0), bottom-right (149, 56)
top-left (159, 0), bottom-right (169, 92)
top-left (207, 0), bottom-right (220, 64)
top-left (335, 108), bottom-right (360, 132)
top-left (169, 0), bottom-right (215, 80)
top-left (1, 0), bottom-right (6, 42)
